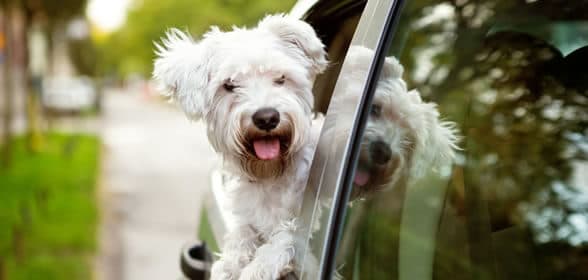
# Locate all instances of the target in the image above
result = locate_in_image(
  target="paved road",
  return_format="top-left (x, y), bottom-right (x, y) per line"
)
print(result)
top-left (96, 89), bottom-right (218, 280)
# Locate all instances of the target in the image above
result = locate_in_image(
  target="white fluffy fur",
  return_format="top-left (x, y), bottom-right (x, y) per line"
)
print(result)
top-left (153, 14), bottom-right (327, 280)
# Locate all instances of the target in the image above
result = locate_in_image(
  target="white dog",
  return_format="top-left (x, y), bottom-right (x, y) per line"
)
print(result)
top-left (152, 15), bottom-right (327, 280)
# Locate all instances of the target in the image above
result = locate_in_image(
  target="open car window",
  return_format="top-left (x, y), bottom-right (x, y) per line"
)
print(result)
top-left (334, 1), bottom-right (588, 279)
top-left (302, 0), bottom-right (367, 113)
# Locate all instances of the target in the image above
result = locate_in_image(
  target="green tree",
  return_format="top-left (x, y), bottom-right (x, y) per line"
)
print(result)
top-left (97, 0), bottom-right (296, 77)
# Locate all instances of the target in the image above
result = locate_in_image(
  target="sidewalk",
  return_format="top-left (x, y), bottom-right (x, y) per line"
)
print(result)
top-left (96, 89), bottom-right (218, 280)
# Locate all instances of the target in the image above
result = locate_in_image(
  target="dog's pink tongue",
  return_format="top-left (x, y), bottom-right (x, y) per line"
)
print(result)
top-left (354, 170), bottom-right (370, 186)
top-left (253, 138), bottom-right (280, 160)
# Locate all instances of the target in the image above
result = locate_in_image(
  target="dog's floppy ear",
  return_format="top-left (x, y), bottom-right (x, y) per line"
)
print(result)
top-left (382, 56), bottom-right (404, 79)
top-left (153, 28), bottom-right (211, 120)
top-left (258, 14), bottom-right (328, 77)
top-left (408, 90), bottom-right (461, 178)
top-left (381, 56), bottom-right (408, 95)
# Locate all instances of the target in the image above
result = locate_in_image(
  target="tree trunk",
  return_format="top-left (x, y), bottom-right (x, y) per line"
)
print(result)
top-left (14, 3), bottom-right (43, 153)
top-left (1, 1), bottom-right (14, 167)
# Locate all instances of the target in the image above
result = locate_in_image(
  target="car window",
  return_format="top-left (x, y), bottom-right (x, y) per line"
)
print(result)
top-left (295, 0), bottom-right (397, 279)
top-left (335, 1), bottom-right (588, 279)
top-left (303, 0), bottom-right (367, 113)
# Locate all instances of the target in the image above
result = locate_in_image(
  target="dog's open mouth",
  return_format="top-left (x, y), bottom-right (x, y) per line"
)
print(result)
top-left (253, 137), bottom-right (280, 160)
top-left (353, 161), bottom-right (386, 187)
top-left (249, 135), bottom-right (291, 160)
top-left (354, 169), bottom-right (371, 186)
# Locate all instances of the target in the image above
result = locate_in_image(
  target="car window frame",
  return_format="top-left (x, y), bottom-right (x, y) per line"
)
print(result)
top-left (319, 0), bottom-right (407, 278)
top-left (295, 0), bottom-right (408, 278)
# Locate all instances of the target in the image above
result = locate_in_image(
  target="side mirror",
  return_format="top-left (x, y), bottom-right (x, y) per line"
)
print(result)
top-left (180, 240), bottom-right (213, 280)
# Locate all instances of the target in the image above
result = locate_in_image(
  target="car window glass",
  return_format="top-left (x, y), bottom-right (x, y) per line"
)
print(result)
top-left (303, 0), bottom-right (367, 113)
top-left (336, 1), bottom-right (588, 279)
top-left (295, 0), bottom-right (395, 278)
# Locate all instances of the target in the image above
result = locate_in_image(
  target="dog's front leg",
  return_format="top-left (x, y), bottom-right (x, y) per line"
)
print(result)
top-left (211, 225), bottom-right (261, 280)
top-left (238, 221), bottom-right (297, 280)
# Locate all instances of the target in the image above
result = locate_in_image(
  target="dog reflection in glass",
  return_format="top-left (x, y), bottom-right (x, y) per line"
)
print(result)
top-left (336, 46), bottom-right (460, 199)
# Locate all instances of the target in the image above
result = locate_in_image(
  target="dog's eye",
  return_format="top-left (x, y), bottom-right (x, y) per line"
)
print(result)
top-left (274, 75), bottom-right (286, 85)
top-left (223, 81), bottom-right (237, 92)
top-left (370, 104), bottom-right (382, 117)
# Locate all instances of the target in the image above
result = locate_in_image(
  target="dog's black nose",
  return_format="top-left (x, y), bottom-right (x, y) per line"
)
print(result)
top-left (370, 140), bottom-right (391, 165)
top-left (252, 108), bottom-right (280, 131)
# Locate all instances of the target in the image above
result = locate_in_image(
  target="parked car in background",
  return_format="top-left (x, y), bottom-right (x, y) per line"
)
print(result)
top-left (42, 76), bottom-right (97, 113)
top-left (187, 0), bottom-right (588, 279)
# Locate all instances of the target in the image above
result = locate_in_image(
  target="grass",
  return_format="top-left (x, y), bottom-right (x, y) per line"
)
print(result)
top-left (198, 208), bottom-right (219, 254)
top-left (0, 133), bottom-right (100, 279)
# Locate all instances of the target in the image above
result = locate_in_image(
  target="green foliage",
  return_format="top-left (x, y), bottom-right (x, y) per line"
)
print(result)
top-left (198, 208), bottom-right (219, 254)
top-left (6, 254), bottom-right (92, 280)
top-left (69, 38), bottom-right (99, 76)
top-left (97, 0), bottom-right (297, 77)
top-left (0, 133), bottom-right (99, 279)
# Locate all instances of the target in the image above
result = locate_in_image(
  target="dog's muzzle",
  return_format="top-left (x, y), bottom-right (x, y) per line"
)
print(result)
top-left (353, 140), bottom-right (393, 187)
top-left (252, 107), bottom-right (280, 131)
top-left (370, 140), bottom-right (392, 165)
top-left (246, 107), bottom-right (292, 161)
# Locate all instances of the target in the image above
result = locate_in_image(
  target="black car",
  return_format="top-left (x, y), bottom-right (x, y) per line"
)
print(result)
top-left (188, 0), bottom-right (588, 279)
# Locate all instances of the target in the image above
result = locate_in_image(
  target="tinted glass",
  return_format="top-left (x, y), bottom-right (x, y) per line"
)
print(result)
top-left (296, 0), bottom-right (395, 278)
top-left (336, 1), bottom-right (588, 279)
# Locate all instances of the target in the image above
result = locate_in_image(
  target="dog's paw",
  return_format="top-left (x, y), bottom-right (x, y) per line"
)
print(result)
top-left (238, 260), bottom-right (273, 280)
top-left (278, 270), bottom-right (298, 280)
top-left (238, 260), bottom-right (295, 280)
top-left (211, 259), bottom-right (239, 280)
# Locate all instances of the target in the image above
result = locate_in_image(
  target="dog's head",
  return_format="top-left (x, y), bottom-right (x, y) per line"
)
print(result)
top-left (153, 15), bottom-right (327, 180)
top-left (338, 46), bottom-right (459, 199)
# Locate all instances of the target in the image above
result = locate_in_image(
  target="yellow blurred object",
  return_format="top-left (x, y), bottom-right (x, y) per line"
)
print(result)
top-left (0, 31), bottom-right (5, 49)
top-left (26, 93), bottom-right (44, 153)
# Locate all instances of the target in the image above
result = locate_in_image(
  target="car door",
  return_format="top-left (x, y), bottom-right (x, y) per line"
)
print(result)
top-left (308, 0), bottom-right (588, 279)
